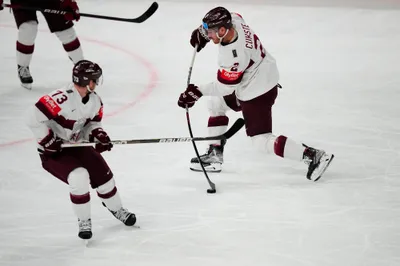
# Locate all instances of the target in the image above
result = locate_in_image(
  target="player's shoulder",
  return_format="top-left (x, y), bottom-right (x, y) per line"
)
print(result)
top-left (91, 91), bottom-right (102, 101)
top-left (35, 85), bottom-right (73, 117)
top-left (231, 12), bottom-right (245, 24)
top-left (91, 92), bottom-right (103, 105)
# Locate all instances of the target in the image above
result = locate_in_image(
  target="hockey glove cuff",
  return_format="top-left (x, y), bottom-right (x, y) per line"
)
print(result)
top-left (38, 130), bottom-right (63, 156)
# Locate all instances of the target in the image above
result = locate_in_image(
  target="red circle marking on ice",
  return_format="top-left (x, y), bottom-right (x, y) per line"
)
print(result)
top-left (0, 24), bottom-right (158, 148)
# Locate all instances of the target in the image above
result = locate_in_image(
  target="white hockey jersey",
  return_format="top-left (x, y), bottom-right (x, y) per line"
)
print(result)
top-left (26, 83), bottom-right (104, 145)
top-left (198, 13), bottom-right (279, 101)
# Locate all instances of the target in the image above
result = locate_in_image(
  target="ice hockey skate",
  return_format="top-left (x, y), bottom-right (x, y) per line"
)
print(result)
top-left (102, 202), bottom-right (136, 226)
top-left (303, 146), bottom-right (334, 181)
top-left (110, 207), bottom-right (136, 226)
top-left (190, 143), bottom-right (224, 173)
top-left (17, 65), bottom-right (33, 90)
top-left (78, 219), bottom-right (92, 240)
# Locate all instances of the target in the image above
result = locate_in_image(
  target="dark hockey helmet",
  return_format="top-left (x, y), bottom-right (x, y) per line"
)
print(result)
top-left (72, 60), bottom-right (102, 87)
top-left (202, 7), bottom-right (232, 31)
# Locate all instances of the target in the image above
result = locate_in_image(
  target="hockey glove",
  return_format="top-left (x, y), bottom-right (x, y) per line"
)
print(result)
top-left (190, 26), bottom-right (209, 52)
top-left (90, 128), bottom-right (113, 153)
top-left (38, 130), bottom-right (63, 156)
top-left (0, 0), bottom-right (4, 11)
top-left (61, 0), bottom-right (80, 21)
top-left (178, 84), bottom-right (203, 109)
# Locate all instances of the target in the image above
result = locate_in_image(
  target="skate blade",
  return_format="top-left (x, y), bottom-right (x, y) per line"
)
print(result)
top-left (313, 154), bottom-right (334, 182)
top-left (190, 163), bottom-right (222, 173)
top-left (21, 83), bottom-right (32, 90)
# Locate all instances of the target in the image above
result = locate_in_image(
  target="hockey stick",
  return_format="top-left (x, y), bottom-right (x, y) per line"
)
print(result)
top-left (61, 118), bottom-right (245, 148)
top-left (184, 46), bottom-right (218, 193)
top-left (2, 2), bottom-right (159, 23)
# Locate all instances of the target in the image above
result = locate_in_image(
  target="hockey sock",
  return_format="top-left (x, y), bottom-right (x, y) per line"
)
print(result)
top-left (96, 178), bottom-right (122, 212)
top-left (208, 116), bottom-right (229, 146)
top-left (16, 21), bottom-right (38, 67)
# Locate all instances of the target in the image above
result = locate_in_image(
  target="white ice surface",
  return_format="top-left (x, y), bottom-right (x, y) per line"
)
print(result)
top-left (1, 1), bottom-right (400, 266)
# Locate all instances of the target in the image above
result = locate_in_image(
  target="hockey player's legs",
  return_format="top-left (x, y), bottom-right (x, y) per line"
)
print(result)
top-left (16, 21), bottom-right (38, 66)
top-left (73, 147), bottom-right (113, 189)
top-left (68, 168), bottom-right (91, 220)
top-left (40, 151), bottom-right (83, 184)
top-left (11, 1), bottom-right (38, 89)
top-left (241, 85), bottom-right (334, 181)
top-left (39, 0), bottom-right (73, 32)
top-left (40, 148), bottom-right (101, 230)
top-left (240, 86), bottom-right (277, 137)
top-left (241, 86), bottom-right (304, 160)
top-left (54, 27), bottom-right (83, 63)
top-left (68, 167), bottom-right (92, 239)
top-left (43, 13), bottom-right (74, 34)
top-left (240, 86), bottom-right (290, 158)
top-left (240, 86), bottom-right (303, 161)
top-left (40, 151), bottom-right (93, 239)
top-left (207, 93), bottom-right (240, 145)
top-left (96, 178), bottom-right (122, 211)
top-left (11, 2), bottom-right (38, 28)
top-left (190, 94), bottom-right (240, 172)
top-left (74, 148), bottom-right (136, 226)
top-left (41, 1), bottom-right (84, 64)
top-left (97, 179), bottom-right (136, 226)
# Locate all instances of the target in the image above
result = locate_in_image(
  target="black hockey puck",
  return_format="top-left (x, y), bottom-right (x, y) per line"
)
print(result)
top-left (207, 189), bottom-right (216, 194)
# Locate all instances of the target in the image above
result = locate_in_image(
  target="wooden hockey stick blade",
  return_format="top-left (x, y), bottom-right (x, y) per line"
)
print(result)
top-left (2, 2), bottom-right (159, 23)
top-left (62, 118), bottom-right (245, 148)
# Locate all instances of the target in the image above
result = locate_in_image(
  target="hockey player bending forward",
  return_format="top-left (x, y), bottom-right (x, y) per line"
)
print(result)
top-left (26, 60), bottom-right (136, 240)
top-left (178, 7), bottom-right (334, 181)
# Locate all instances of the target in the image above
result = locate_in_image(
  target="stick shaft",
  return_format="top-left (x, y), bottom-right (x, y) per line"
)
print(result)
top-left (2, 2), bottom-right (158, 23)
top-left (62, 135), bottom-right (220, 148)
top-left (61, 118), bottom-right (245, 148)
top-left (184, 46), bottom-right (216, 191)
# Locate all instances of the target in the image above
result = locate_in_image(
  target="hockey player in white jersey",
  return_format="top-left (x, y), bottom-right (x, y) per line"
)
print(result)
top-left (178, 7), bottom-right (334, 181)
top-left (26, 60), bottom-right (136, 240)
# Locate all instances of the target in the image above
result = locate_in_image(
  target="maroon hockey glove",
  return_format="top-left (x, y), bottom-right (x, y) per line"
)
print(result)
top-left (178, 84), bottom-right (203, 108)
top-left (0, 0), bottom-right (4, 11)
top-left (61, 0), bottom-right (80, 21)
top-left (38, 130), bottom-right (63, 156)
top-left (190, 26), bottom-right (209, 52)
top-left (90, 128), bottom-right (113, 153)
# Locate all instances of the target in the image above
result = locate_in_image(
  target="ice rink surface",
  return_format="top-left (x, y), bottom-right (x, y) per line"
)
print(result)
top-left (1, 0), bottom-right (400, 265)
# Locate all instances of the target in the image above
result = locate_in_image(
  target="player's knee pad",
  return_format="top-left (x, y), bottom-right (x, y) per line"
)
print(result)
top-left (251, 133), bottom-right (277, 154)
top-left (68, 167), bottom-right (90, 195)
top-left (96, 178), bottom-right (116, 195)
top-left (207, 96), bottom-right (230, 116)
top-left (18, 21), bottom-right (38, 45)
top-left (54, 27), bottom-right (78, 44)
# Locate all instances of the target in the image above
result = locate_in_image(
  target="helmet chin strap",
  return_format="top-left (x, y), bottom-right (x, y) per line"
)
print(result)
top-left (86, 85), bottom-right (94, 93)
top-left (216, 28), bottom-right (229, 43)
